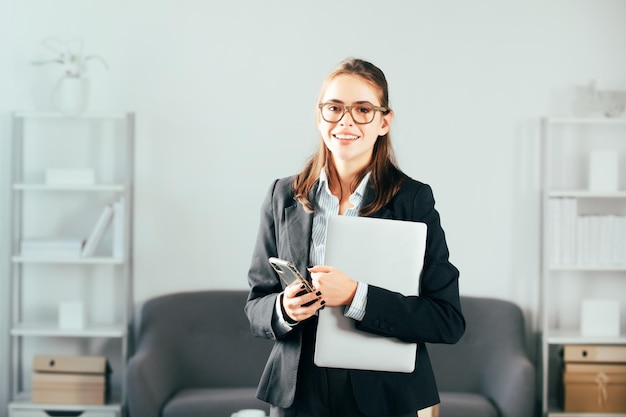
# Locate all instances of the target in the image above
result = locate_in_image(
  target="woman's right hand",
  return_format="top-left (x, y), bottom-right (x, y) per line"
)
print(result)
top-left (281, 282), bottom-right (324, 323)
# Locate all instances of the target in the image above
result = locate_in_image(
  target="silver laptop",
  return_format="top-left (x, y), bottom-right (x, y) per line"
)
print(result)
top-left (314, 215), bottom-right (427, 373)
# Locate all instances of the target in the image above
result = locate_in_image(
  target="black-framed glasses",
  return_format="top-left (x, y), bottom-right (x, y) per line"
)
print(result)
top-left (318, 102), bottom-right (388, 124)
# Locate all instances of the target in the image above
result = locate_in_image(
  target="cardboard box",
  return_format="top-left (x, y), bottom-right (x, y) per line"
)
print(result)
top-left (564, 363), bottom-right (626, 412)
top-left (32, 355), bottom-right (109, 405)
top-left (564, 345), bottom-right (626, 363)
top-left (32, 372), bottom-right (105, 405)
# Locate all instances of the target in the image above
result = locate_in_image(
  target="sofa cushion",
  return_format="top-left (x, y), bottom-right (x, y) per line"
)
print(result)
top-left (439, 392), bottom-right (498, 417)
top-left (139, 291), bottom-right (273, 388)
top-left (163, 387), bottom-right (270, 417)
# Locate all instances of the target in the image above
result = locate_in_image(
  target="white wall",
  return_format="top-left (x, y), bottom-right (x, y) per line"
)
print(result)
top-left (2, 1), bottom-right (626, 414)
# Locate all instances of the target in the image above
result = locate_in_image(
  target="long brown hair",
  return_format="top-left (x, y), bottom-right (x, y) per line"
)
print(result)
top-left (293, 57), bottom-right (405, 216)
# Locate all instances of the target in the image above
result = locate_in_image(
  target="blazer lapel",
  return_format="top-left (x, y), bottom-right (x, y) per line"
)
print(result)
top-left (363, 185), bottom-right (394, 219)
top-left (284, 188), bottom-right (315, 277)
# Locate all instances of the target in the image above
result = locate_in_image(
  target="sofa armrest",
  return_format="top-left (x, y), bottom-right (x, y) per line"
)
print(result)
top-left (127, 345), bottom-right (181, 417)
top-left (482, 353), bottom-right (535, 417)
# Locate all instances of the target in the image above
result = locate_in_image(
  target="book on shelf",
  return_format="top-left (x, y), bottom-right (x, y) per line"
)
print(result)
top-left (578, 214), bottom-right (626, 266)
top-left (561, 198), bottom-right (577, 265)
top-left (112, 197), bottom-right (125, 259)
top-left (81, 197), bottom-right (126, 258)
top-left (81, 204), bottom-right (114, 257)
top-left (548, 199), bottom-right (561, 265)
top-left (20, 238), bottom-right (84, 258)
top-left (549, 198), bottom-right (626, 267)
top-left (549, 198), bottom-right (577, 266)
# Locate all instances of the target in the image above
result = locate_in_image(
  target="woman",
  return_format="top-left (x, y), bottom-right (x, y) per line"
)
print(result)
top-left (245, 57), bottom-right (465, 417)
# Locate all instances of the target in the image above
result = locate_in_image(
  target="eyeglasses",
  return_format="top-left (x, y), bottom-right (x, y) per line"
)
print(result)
top-left (318, 102), bottom-right (388, 125)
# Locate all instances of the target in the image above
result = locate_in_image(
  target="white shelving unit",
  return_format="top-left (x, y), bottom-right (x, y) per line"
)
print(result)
top-left (8, 112), bottom-right (134, 417)
top-left (540, 117), bottom-right (626, 417)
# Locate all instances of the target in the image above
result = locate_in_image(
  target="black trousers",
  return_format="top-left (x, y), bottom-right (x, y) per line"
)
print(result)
top-left (269, 318), bottom-right (416, 417)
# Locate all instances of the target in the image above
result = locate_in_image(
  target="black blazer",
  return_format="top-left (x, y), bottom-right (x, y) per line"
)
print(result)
top-left (245, 174), bottom-right (465, 416)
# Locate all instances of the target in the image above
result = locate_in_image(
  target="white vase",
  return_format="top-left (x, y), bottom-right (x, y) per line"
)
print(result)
top-left (52, 76), bottom-right (90, 116)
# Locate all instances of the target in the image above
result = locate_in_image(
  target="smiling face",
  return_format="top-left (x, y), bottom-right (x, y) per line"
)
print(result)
top-left (317, 74), bottom-right (392, 173)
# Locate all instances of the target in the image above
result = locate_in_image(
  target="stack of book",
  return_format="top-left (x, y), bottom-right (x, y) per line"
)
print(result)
top-left (20, 238), bottom-right (84, 259)
top-left (549, 198), bottom-right (626, 267)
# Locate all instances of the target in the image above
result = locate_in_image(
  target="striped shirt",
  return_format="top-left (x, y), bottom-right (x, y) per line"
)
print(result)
top-left (309, 169), bottom-right (369, 321)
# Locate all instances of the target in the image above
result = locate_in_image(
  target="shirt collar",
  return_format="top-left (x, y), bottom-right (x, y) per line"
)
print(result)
top-left (317, 169), bottom-right (371, 201)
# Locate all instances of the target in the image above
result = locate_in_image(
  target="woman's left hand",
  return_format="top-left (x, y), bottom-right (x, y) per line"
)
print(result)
top-left (308, 265), bottom-right (358, 307)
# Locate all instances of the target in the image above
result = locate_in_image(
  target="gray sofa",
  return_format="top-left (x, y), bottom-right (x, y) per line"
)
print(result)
top-left (127, 291), bottom-right (273, 417)
top-left (127, 291), bottom-right (535, 417)
top-left (427, 296), bottom-right (536, 417)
